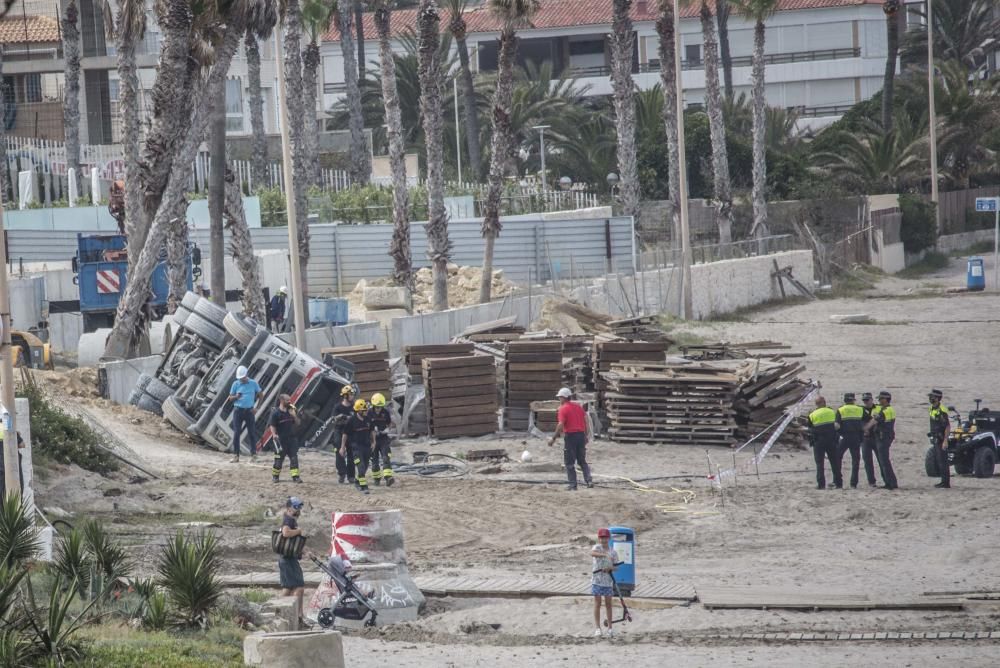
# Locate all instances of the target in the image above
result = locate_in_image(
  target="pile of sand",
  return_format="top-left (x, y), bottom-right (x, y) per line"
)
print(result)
top-left (34, 367), bottom-right (101, 399)
top-left (347, 265), bottom-right (515, 318)
top-left (530, 298), bottom-right (612, 336)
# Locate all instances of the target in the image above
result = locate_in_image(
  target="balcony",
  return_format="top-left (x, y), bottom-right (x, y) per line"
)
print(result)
top-left (640, 47), bottom-right (862, 73)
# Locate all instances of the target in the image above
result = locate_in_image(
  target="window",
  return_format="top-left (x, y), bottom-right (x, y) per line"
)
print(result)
top-left (685, 44), bottom-right (702, 66)
top-left (569, 40), bottom-right (604, 56)
top-left (225, 77), bottom-right (244, 133)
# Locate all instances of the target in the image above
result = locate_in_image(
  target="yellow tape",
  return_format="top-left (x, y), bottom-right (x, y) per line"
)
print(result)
top-left (593, 474), bottom-right (719, 515)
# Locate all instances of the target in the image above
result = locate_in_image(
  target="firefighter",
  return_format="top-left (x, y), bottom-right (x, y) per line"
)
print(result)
top-left (807, 395), bottom-right (842, 489)
top-left (270, 394), bottom-right (302, 484)
top-left (341, 399), bottom-right (372, 494)
top-left (835, 392), bottom-right (865, 489)
top-left (367, 393), bottom-right (395, 487)
top-left (928, 389), bottom-right (951, 489)
top-left (860, 392), bottom-right (879, 487)
top-left (332, 386), bottom-right (356, 484)
top-left (865, 390), bottom-right (898, 490)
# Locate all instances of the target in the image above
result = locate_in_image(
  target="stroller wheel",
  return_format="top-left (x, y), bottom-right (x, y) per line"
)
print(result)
top-left (317, 608), bottom-right (336, 629)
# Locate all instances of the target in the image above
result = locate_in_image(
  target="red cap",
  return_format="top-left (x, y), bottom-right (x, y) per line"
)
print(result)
top-left (597, 528), bottom-right (611, 538)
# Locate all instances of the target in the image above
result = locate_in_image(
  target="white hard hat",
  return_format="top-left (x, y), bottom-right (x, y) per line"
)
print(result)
top-left (236, 365), bottom-right (249, 379)
top-left (556, 387), bottom-right (573, 399)
top-left (278, 286), bottom-right (288, 295)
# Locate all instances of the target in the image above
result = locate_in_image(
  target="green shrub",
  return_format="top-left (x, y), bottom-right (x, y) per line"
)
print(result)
top-left (899, 194), bottom-right (937, 254)
top-left (17, 382), bottom-right (118, 475)
top-left (157, 532), bottom-right (223, 629)
top-left (74, 626), bottom-right (244, 667)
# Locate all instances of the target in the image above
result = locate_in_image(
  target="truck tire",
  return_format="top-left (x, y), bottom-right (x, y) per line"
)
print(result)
top-left (172, 306), bottom-right (192, 328)
top-left (183, 312), bottom-right (229, 349)
top-left (144, 375), bottom-right (175, 401)
top-left (223, 312), bottom-right (258, 347)
top-left (973, 447), bottom-right (996, 478)
top-left (163, 395), bottom-right (196, 433)
top-left (194, 297), bottom-right (227, 327)
top-left (924, 447), bottom-right (940, 477)
top-left (135, 393), bottom-right (163, 416)
top-left (954, 457), bottom-right (974, 476)
top-left (128, 386), bottom-right (144, 407)
top-left (181, 292), bottom-right (201, 311)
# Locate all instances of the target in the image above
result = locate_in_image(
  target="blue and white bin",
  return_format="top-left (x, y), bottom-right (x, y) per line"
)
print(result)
top-left (608, 526), bottom-right (635, 595)
top-left (967, 257), bottom-right (985, 292)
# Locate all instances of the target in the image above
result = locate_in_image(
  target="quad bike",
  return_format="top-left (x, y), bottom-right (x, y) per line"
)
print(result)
top-left (925, 400), bottom-right (999, 479)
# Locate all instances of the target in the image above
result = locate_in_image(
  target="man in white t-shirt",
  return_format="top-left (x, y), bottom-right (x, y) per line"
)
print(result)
top-left (591, 527), bottom-right (619, 638)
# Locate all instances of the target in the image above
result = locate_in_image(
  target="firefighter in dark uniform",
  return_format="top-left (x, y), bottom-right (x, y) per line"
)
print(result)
top-left (367, 393), bottom-right (395, 487)
top-left (865, 390), bottom-right (898, 490)
top-left (835, 392), bottom-right (865, 489)
top-left (332, 386), bottom-right (356, 484)
top-left (808, 395), bottom-right (843, 489)
top-left (340, 399), bottom-right (372, 494)
top-left (928, 389), bottom-right (951, 489)
top-left (859, 392), bottom-right (879, 487)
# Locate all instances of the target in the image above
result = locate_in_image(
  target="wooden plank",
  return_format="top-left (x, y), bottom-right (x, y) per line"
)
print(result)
top-left (406, 344), bottom-right (475, 355)
top-left (423, 367), bottom-right (496, 381)
top-left (420, 355), bottom-right (493, 370)
top-left (324, 350), bottom-right (387, 363)
top-left (429, 411), bottom-right (498, 428)
top-left (426, 381), bottom-right (497, 398)
top-left (322, 344), bottom-right (378, 355)
top-left (428, 402), bottom-right (498, 419)
top-left (459, 315), bottom-right (518, 337)
top-left (428, 392), bottom-right (498, 408)
top-left (430, 424), bottom-right (497, 438)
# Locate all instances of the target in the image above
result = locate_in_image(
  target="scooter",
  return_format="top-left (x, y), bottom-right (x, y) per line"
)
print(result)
top-left (593, 562), bottom-right (633, 625)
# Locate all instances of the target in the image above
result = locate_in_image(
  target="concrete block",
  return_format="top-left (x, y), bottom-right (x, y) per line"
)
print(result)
top-left (243, 631), bottom-right (343, 668)
top-left (264, 597), bottom-right (301, 632)
top-left (363, 286), bottom-right (411, 311)
top-left (364, 308), bottom-right (409, 330)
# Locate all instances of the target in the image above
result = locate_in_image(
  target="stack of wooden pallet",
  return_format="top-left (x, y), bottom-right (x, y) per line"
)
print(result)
top-left (530, 394), bottom-right (596, 434)
top-left (504, 340), bottom-right (563, 430)
top-left (561, 337), bottom-right (594, 394)
top-left (423, 356), bottom-right (497, 438)
top-left (593, 341), bottom-right (670, 425)
top-left (609, 315), bottom-right (674, 343)
top-left (732, 358), bottom-right (813, 444)
top-left (322, 345), bottom-right (391, 399)
top-left (603, 361), bottom-right (739, 445)
top-left (405, 343), bottom-right (474, 381)
top-left (457, 316), bottom-right (526, 343)
top-left (681, 341), bottom-right (796, 361)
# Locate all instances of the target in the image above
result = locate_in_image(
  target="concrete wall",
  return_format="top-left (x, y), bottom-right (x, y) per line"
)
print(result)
top-left (99, 355), bottom-right (163, 404)
top-left (276, 322), bottom-right (385, 361)
top-left (937, 229), bottom-right (994, 254)
top-left (2, 197), bottom-right (262, 232)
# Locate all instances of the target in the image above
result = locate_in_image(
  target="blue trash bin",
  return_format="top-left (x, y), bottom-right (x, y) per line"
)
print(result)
top-left (608, 526), bottom-right (635, 595)
top-left (967, 257), bottom-right (985, 292)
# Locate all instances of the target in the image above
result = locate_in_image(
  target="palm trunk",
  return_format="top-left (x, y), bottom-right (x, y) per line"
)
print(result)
top-left (479, 27), bottom-right (517, 303)
top-left (715, 0), bottom-right (733, 99)
top-left (105, 20), bottom-right (243, 359)
top-left (208, 79), bottom-right (227, 306)
top-left (700, 0), bottom-right (733, 244)
top-left (881, 4), bottom-right (900, 131)
top-left (339, 0), bottom-right (371, 186)
top-left (62, 0), bottom-right (81, 178)
top-left (224, 166), bottom-right (267, 322)
top-left (166, 197), bottom-right (189, 313)
top-left (450, 15), bottom-right (482, 181)
top-left (750, 19), bottom-right (769, 240)
top-left (655, 1), bottom-right (681, 248)
top-left (376, 5), bottom-right (413, 290)
top-left (610, 0), bottom-right (640, 231)
top-left (355, 2), bottom-right (366, 81)
top-left (0, 47), bottom-right (7, 202)
top-left (118, 28), bottom-right (143, 272)
top-left (418, 0), bottom-right (450, 311)
top-left (302, 40), bottom-right (322, 186)
top-left (245, 30), bottom-right (268, 192)
top-left (283, 0), bottom-right (311, 299)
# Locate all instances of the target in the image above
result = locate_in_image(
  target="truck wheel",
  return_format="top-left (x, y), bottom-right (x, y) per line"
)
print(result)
top-left (128, 386), bottom-right (144, 407)
top-left (135, 393), bottom-right (163, 416)
top-left (973, 447), bottom-right (996, 478)
top-left (172, 306), bottom-right (192, 328)
top-left (194, 297), bottom-right (227, 327)
top-left (144, 375), bottom-right (175, 401)
top-left (163, 395), bottom-right (196, 433)
top-left (181, 292), bottom-right (200, 311)
top-left (183, 312), bottom-right (229, 349)
top-left (223, 312), bottom-right (258, 347)
top-left (954, 457), bottom-right (974, 475)
top-left (924, 447), bottom-right (940, 477)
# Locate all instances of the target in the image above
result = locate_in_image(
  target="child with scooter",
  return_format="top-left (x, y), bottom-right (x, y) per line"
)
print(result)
top-left (591, 527), bottom-right (619, 637)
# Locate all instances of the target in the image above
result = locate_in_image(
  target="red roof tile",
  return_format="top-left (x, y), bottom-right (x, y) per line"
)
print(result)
top-left (0, 16), bottom-right (60, 45)
top-left (324, 0), bottom-right (881, 43)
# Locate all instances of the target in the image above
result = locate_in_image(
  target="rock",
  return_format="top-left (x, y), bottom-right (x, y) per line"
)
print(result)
top-left (447, 263), bottom-right (459, 275)
top-left (263, 596), bottom-right (301, 632)
top-left (244, 631), bottom-right (344, 668)
top-left (363, 286), bottom-right (411, 311)
top-left (102, 488), bottom-right (123, 497)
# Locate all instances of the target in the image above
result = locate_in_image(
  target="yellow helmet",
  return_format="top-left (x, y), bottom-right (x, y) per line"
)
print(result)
top-left (371, 393), bottom-right (386, 407)
top-left (353, 399), bottom-right (368, 413)
top-left (340, 385), bottom-right (354, 397)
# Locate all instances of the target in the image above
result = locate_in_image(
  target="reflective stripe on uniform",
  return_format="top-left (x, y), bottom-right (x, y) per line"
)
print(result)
top-left (880, 405), bottom-right (896, 422)
top-left (808, 407), bottom-right (837, 426)
top-left (837, 404), bottom-right (864, 420)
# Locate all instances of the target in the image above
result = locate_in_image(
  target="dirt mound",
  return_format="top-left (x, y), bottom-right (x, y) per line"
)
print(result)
top-left (347, 265), bottom-right (516, 318)
top-left (34, 367), bottom-right (101, 399)
top-left (530, 298), bottom-right (612, 335)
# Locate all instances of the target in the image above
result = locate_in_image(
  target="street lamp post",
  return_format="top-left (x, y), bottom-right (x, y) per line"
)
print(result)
top-left (532, 125), bottom-right (550, 194)
top-left (927, 0), bottom-right (940, 233)
top-left (454, 76), bottom-right (462, 186)
top-left (673, 0), bottom-right (693, 320)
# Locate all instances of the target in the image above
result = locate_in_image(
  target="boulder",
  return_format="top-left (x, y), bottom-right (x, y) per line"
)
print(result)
top-left (363, 286), bottom-right (411, 311)
top-left (244, 631), bottom-right (344, 668)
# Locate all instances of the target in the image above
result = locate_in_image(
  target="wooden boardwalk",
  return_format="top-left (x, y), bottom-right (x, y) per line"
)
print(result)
top-left (698, 586), bottom-right (966, 611)
top-left (413, 575), bottom-right (696, 601)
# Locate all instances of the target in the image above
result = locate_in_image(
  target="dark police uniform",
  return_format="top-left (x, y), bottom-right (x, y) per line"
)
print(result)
top-left (861, 399), bottom-right (879, 487)
top-left (836, 399), bottom-right (865, 488)
top-left (929, 403), bottom-right (950, 487)
top-left (871, 402), bottom-right (898, 489)
top-left (808, 405), bottom-right (843, 489)
top-left (332, 399), bottom-right (356, 483)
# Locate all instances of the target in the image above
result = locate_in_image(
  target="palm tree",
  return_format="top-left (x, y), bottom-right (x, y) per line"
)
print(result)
top-left (355, 0), bottom-right (366, 80)
top-left (282, 0), bottom-right (312, 298)
top-left (732, 0), bottom-right (779, 241)
top-left (444, 0), bottom-right (483, 181)
top-left (655, 0), bottom-right (681, 245)
top-left (901, 0), bottom-right (1000, 71)
top-left (479, 0), bottom-right (538, 303)
top-left (716, 0), bottom-right (733, 98)
top-left (374, 0), bottom-right (413, 289)
top-left (61, 0), bottom-right (81, 180)
top-left (696, 0), bottom-right (734, 243)
top-left (165, 198), bottom-right (189, 312)
top-left (813, 116), bottom-right (927, 193)
top-left (245, 29), bottom-right (269, 192)
top-left (223, 165), bottom-right (267, 321)
top-left (881, 0), bottom-right (902, 131)
top-left (208, 78), bottom-right (226, 307)
top-left (417, 0), bottom-right (451, 311)
top-left (610, 0), bottom-right (641, 232)
top-left (302, 0), bottom-right (334, 186)
top-left (337, 0), bottom-right (372, 185)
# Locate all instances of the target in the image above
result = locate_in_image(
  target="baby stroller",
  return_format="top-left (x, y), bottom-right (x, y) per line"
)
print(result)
top-left (310, 555), bottom-right (379, 628)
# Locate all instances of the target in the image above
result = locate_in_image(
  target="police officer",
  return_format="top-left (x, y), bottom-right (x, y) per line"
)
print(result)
top-left (836, 393), bottom-right (865, 489)
top-left (928, 389), bottom-right (951, 489)
top-left (859, 392), bottom-right (879, 487)
top-left (367, 393), bottom-right (395, 487)
top-left (865, 390), bottom-right (898, 490)
top-left (340, 399), bottom-right (372, 494)
top-left (332, 386), bottom-right (356, 484)
top-left (808, 395), bottom-right (843, 489)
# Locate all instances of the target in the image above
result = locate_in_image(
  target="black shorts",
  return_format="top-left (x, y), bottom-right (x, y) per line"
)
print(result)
top-left (278, 556), bottom-right (304, 589)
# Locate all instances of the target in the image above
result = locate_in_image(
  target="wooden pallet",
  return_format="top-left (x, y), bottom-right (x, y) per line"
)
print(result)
top-left (504, 340), bottom-right (563, 430)
top-left (323, 346), bottom-right (391, 398)
top-left (405, 343), bottom-right (475, 379)
top-left (423, 355), bottom-right (498, 438)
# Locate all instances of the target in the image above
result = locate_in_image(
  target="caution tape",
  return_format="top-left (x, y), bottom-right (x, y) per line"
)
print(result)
top-left (708, 384), bottom-right (819, 488)
top-left (594, 474), bottom-right (719, 515)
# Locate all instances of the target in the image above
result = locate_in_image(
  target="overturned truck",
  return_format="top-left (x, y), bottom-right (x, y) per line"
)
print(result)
top-left (130, 292), bottom-right (356, 455)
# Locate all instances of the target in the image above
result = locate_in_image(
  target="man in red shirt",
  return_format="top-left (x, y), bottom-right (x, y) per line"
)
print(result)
top-left (548, 387), bottom-right (593, 490)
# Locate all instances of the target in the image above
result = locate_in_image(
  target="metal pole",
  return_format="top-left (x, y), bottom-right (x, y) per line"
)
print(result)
top-left (276, 22), bottom-right (307, 349)
top-left (454, 76), bottom-right (462, 186)
top-left (927, 0), bottom-right (940, 233)
top-left (673, 0), bottom-right (693, 319)
top-left (539, 127), bottom-right (546, 193)
top-left (994, 202), bottom-right (999, 291)
top-left (0, 201), bottom-right (19, 498)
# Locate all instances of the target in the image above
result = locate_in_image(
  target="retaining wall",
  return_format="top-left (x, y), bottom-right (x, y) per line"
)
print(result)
top-left (936, 229), bottom-right (994, 254)
top-left (99, 355), bottom-right (163, 405)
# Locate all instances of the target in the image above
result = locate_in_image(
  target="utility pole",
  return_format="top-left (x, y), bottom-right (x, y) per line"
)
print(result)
top-left (673, 0), bottom-right (693, 319)
top-left (454, 76), bottom-right (462, 186)
top-left (0, 199), bottom-right (19, 498)
top-left (927, 0), bottom-right (940, 233)
top-left (277, 25), bottom-right (307, 349)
